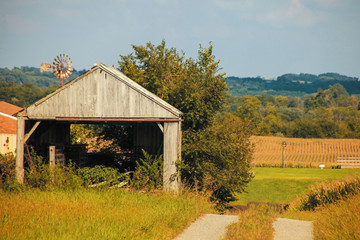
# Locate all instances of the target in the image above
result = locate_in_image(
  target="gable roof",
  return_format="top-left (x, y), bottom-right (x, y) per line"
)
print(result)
top-left (25, 63), bottom-right (182, 120)
top-left (0, 101), bottom-right (23, 116)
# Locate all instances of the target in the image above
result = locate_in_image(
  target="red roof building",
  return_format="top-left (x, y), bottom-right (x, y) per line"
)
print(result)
top-left (0, 101), bottom-right (23, 116)
top-left (0, 101), bottom-right (23, 154)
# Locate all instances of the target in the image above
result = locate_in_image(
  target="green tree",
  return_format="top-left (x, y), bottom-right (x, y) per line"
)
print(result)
top-left (117, 41), bottom-right (253, 207)
top-left (181, 114), bottom-right (253, 210)
top-left (118, 40), bottom-right (227, 131)
top-left (236, 96), bottom-right (262, 129)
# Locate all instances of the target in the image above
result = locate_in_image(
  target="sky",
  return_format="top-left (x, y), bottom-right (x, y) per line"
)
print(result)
top-left (0, 0), bottom-right (359, 79)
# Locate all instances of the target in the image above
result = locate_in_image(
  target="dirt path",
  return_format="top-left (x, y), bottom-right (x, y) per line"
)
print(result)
top-left (174, 214), bottom-right (238, 240)
top-left (273, 218), bottom-right (313, 240)
top-left (174, 215), bottom-right (313, 240)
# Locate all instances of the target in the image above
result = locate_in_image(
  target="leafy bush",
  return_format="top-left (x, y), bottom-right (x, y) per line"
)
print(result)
top-left (0, 154), bottom-right (16, 184)
top-left (25, 148), bottom-right (83, 190)
top-left (0, 154), bottom-right (23, 191)
top-left (77, 165), bottom-right (128, 187)
top-left (52, 161), bottom-right (83, 190)
top-left (25, 148), bottom-right (52, 189)
top-left (131, 150), bottom-right (163, 190)
top-left (292, 175), bottom-right (360, 211)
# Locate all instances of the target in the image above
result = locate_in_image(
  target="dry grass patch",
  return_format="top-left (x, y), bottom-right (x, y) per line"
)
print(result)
top-left (0, 189), bottom-right (213, 240)
top-left (223, 204), bottom-right (276, 240)
top-left (313, 194), bottom-right (360, 240)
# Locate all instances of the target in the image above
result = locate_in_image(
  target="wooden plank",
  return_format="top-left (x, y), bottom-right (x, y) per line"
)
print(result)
top-left (55, 117), bottom-right (182, 122)
top-left (340, 166), bottom-right (360, 169)
top-left (337, 160), bottom-right (360, 163)
top-left (156, 122), bottom-right (164, 133)
top-left (24, 121), bottom-right (41, 143)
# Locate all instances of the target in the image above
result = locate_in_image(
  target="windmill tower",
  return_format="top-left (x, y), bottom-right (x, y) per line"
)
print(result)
top-left (41, 54), bottom-right (73, 87)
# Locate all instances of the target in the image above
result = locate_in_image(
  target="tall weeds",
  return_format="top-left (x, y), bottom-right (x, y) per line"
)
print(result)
top-left (313, 193), bottom-right (360, 240)
top-left (0, 189), bottom-right (213, 240)
top-left (224, 204), bottom-right (276, 240)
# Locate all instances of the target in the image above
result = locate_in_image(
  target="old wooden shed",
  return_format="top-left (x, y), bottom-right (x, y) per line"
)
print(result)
top-left (16, 63), bottom-right (182, 191)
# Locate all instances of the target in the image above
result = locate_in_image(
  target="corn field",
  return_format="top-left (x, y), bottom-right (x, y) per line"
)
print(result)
top-left (251, 136), bottom-right (360, 167)
top-left (292, 175), bottom-right (360, 211)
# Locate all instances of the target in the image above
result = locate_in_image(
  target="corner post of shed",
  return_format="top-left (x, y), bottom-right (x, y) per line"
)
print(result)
top-left (163, 121), bottom-right (181, 192)
top-left (15, 115), bottom-right (25, 183)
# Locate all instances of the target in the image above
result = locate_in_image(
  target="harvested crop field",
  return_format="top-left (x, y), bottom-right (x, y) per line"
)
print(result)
top-left (251, 136), bottom-right (360, 167)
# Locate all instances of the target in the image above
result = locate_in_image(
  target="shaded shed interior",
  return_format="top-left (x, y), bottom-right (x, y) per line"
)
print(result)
top-left (24, 119), bottom-right (163, 172)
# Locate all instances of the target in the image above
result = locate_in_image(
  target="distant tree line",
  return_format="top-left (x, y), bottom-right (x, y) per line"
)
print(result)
top-left (229, 84), bottom-right (360, 138)
top-left (0, 81), bottom-right (56, 108)
top-left (0, 66), bottom-right (86, 88)
top-left (0, 67), bottom-right (86, 107)
top-left (227, 73), bottom-right (360, 97)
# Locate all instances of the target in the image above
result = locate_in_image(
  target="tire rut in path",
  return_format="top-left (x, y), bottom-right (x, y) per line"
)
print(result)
top-left (174, 214), bottom-right (238, 240)
top-left (273, 218), bottom-right (313, 240)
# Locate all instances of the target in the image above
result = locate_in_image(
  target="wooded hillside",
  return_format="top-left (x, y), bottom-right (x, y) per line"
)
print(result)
top-left (227, 73), bottom-right (360, 97)
top-left (0, 67), bottom-right (86, 107)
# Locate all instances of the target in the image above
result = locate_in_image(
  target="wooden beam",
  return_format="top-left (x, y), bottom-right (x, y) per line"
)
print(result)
top-left (15, 115), bottom-right (25, 183)
top-left (55, 117), bottom-right (183, 122)
top-left (24, 121), bottom-right (41, 143)
top-left (156, 122), bottom-right (164, 133)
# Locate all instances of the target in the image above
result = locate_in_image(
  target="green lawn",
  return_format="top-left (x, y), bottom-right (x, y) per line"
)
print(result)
top-left (234, 167), bottom-right (360, 205)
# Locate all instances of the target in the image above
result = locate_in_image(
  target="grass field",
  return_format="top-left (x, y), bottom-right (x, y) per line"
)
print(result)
top-left (234, 167), bottom-right (360, 205)
top-left (252, 136), bottom-right (360, 167)
top-left (0, 189), bottom-right (213, 240)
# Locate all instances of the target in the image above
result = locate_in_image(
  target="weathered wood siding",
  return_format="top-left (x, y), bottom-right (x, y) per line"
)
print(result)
top-left (26, 66), bottom-right (180, 119)
top-left (163, 121), bottom-right (181, 192)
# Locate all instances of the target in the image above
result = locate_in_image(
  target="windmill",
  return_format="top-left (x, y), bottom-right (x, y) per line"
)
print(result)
top-left (41, 54), bottom-right (73, 87)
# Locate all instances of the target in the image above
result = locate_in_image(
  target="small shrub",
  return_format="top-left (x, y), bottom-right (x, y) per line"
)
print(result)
top-left (0, 154), bottom-right (16, 184)
top-left (25, 148), bottom-right (52, 189)
top-left (131, 150), bottom-right (163, 190)
top-left (52, 161), bottom-right (84, 190)
top-left (24, 148), bottom-right (83, 190)
top-left (0, 154), bottom-right (23, 192)
top-left (77, 165), bottom-right (128, 187)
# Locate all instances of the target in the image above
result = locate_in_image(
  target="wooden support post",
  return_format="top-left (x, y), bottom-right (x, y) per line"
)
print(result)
top-left (49, 145), bottom-right (56, 170)
top-left (49, 145), bottom-right (56, 181)
top-left (15, 115), bottom-right (25, 183)
top-left (163, 121), bottom-right (181, 192)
